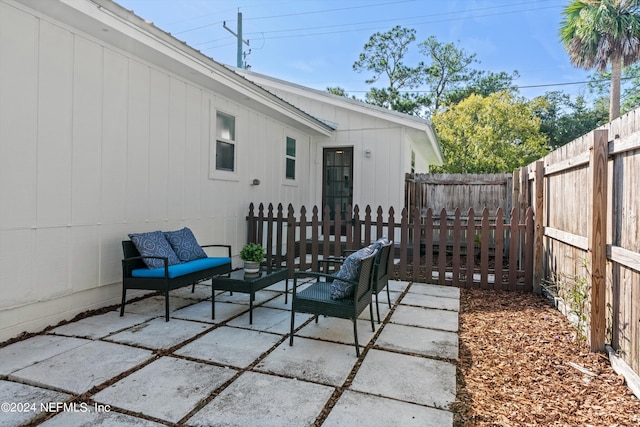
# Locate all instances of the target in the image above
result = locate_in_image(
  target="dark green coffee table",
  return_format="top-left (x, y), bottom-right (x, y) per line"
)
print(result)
top-left (211, 268), bottom-right (288, 324)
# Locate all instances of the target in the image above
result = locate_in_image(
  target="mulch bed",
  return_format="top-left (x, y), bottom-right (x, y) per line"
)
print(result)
top-left (453, 288), bottom-right (640, 426)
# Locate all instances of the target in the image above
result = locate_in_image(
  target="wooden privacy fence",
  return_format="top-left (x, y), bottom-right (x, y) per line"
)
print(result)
top-left (405, 173), bottom-right (513, 220)
top-left (246, 202), bottom-right (534, 291)
top-left (518, 108), bottom-right (640, 374)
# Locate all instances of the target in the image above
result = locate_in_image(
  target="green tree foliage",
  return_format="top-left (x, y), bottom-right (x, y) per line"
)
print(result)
top-left (444, 70), bottom-right (520, 107)
top-left (560, 0), bottom-right (640, 120)
top-left (352, 25), bottom-right (425, 112)
top-left (431, 92), bottom-right (549, 173)
top-left (418, 36), bottom-right (479, 113)
top-left (588, 63), bottom-right (640, 113)
top-left (326, 86), bottom-right (358, 100)
top-left (530, 91), bottom-right (609, 149)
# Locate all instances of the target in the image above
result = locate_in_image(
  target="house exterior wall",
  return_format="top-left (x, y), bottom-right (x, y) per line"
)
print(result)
top-left (249, 86), bottom-right (410, 212)
top-left (0, 0), bottom-right (315, 341)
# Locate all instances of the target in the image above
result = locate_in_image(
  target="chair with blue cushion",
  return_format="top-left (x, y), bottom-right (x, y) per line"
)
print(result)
top-left (289, 249), bottom-right (377, 357)
top-left (121, 229), bottom-right (232, 321)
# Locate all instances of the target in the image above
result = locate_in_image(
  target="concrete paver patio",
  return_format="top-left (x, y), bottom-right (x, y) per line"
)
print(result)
top-left (0, 279), bottom-right (459, 426)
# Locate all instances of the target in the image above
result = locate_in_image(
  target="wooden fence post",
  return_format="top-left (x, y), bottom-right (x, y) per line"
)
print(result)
top-left (589, 129), bottom-right (608, 352)
top-left (533, 160), bottom-right (544, 294)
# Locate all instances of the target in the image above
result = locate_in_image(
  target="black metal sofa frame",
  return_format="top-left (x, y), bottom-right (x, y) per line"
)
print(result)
top-left (121, 240), bottom-right (232, 321)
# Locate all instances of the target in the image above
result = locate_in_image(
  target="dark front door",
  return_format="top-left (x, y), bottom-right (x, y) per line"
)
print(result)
top-left (322, 147), bottom-right (353, 223)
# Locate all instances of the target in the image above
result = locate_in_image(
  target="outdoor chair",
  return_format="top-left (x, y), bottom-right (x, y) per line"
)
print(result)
top-left (290, 249), bottom-right (377, 357)
top-left (326, 239), bottom-right (393, 324)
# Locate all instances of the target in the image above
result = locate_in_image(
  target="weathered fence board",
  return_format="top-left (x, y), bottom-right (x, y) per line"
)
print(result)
top-left (405, 173), bottom-right (513, 219)
top-left (519, 108), bottom-right (640, 377)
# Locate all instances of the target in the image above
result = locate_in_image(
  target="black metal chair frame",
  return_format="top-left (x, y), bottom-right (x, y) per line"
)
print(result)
top-left (289, 250), bottom-right (377, 357)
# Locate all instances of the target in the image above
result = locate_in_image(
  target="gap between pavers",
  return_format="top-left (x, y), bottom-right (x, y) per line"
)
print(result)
top-left (349, 348), bottom-right (457, 409)
top-left (408, 282), bottom-right (461, 299)
top-left (0, 335), bottom-right (89, 376)
top-left (390, 304), bottom-right (459, 332)
top-left (186, 371), bottom-right (335, 427)
top-left (401, 292), bottom-right (460, 311)
top-left (175, 326), bottom-right (283, 369)
top-left (256, 336), bottom-right (361, 387)
top-left (105, 317), bottom-right (211, 350)
top-left (226, 306), bottom-right (309, 334)
top-left (322, 389), bottom-right (453, 427)
top-left (171, 299), bottom-right (248, 323)
top-left (48, 311), bottom-right (157, 340)
top-left (0, 380), bottom-right (70, 427)
top-left (38, 409), bottom-right (166, 427)
top-left (92, 356), bottom-right (237, 424)
top-left (122, 294), bottom-right (196, 316)
top-left (375, 322), bottom-right (459, 360)
top-left (9, 341), bottom-right (153, 395)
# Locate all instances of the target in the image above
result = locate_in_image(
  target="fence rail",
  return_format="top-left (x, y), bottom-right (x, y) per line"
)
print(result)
top-left (247, 202), bottom-right (533, 291)
top-left (405, 172), bottom-right (513, 219)
top-left (518, 108), bottom-right (640, 376)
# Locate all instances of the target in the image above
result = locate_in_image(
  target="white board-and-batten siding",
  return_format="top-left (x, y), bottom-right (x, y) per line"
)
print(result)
top-left (248, 84), bottom-right (417, 212)
top-left (0, 1), bottom-right (314, 341)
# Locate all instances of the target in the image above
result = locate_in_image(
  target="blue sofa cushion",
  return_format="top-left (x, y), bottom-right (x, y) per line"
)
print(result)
top-left (129, 231), bottom-right (180, 269)
top-left (164, 227), bottom-right (208, 262)
top-left (330, 243), bottom-right (379, 300)
top-left (131, 257), bottom-right (232, 279)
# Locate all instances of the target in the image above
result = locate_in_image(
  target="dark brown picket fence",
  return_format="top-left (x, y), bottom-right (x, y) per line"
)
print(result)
top-left (247, 203), bottom-right (533, 290)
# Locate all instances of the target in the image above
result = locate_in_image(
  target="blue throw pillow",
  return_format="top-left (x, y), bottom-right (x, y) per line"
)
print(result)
top-left (164, 227), bottom-right (208, 262)
top-left (330, 244), bottom-right (377, 300)
top-left (129, 231), bottom-right (180, 269)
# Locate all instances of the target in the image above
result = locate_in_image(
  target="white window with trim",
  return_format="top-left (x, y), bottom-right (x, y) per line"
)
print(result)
top-left (215, 111), bottom-right (236, 172)
top-left (285, 136), bottom-right (296, 180)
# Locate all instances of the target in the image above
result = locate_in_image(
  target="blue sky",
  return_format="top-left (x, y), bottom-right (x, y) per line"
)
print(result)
top-left (115, 0), bottom-right (592, 101)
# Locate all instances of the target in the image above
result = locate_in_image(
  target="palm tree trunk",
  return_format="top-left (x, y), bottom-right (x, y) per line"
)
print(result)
top-left (609, 58), bottom-right (622, 121)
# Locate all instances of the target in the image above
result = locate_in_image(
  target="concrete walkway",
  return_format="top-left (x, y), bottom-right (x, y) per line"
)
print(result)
top-left (0, 279), bottom-right (459, 427)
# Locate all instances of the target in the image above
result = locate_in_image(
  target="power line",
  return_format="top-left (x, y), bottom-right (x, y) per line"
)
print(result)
top-left (192, 3), bottom-right (561, 50)
top-left (177, 0), bottom-right (556, 42)
top-left (338, 76), bottom-right (635, 95)
top-left (173, 0), bottom-right (417, 35)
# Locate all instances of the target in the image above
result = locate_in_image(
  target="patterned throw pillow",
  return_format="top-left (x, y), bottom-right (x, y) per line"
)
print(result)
top-left (330, 244), bottom-right (378, 300)
top-left (164, 227), bottom-right (208, 262)
top-left (129, 231), bottom-right (181, 269)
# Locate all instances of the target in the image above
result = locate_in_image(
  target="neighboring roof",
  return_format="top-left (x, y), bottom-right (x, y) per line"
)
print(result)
top-left (231, 67), bottom-right (444, 166)
top-left (17, 0), bottom-right (334, 137)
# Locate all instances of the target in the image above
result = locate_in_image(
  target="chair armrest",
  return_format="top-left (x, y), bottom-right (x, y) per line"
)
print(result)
top-left (316, 258), bottom-right (344, 274)
top-left (294, 270), bottom-right (336, 281)
top-left (201, 244), bottom-right (232, 258)
top-left (342, 249), bottom-right (357, 256)
top-left (122, 256), bottom-right (169, 278)
top-left (293, 270), bottom-right (356, 287)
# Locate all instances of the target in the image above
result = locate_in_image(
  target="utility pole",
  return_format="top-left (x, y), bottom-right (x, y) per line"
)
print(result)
top-left (223, 11), bottom-right (249, 68)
